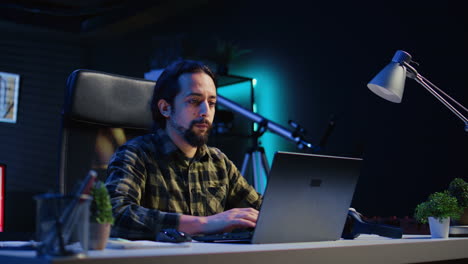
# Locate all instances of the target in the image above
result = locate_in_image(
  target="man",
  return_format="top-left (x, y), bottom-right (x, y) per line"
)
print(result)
top-left (105, 60), bottom-right (262, 240)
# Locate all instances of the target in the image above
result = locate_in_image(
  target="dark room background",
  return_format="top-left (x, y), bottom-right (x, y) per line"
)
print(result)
top-left (0, 0), bottom-right (466, 233)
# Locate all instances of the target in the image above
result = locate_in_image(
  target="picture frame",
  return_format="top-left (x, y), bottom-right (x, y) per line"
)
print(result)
top-left (0, 71), bottom-right (20, 123)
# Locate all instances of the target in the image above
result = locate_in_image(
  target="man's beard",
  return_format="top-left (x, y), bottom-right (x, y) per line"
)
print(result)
top-left (169, 118), bottom-right (212, 147)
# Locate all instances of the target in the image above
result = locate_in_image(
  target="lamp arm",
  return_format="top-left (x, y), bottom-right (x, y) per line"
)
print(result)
top-left (420, 75), bottom-right (468, 113)
top-left (217, 95), bottom-right (315, 149)
top-left (403, 62), bottom-right (468, 131)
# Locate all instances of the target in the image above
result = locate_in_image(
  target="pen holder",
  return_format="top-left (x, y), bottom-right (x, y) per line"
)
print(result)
top-left (34, 193), bottom-right (92, 257)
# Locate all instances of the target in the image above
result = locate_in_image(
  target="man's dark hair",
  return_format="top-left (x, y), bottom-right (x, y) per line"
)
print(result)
top-left (150, 60), bottom-right (216, 129)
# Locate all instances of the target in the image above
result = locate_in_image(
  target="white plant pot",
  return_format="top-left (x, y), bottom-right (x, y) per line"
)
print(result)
top-left (428, 217), bottom-right (450, 239)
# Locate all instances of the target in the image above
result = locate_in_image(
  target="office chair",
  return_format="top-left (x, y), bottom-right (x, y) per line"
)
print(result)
top-left (59, 69), bottom-right (155, 194)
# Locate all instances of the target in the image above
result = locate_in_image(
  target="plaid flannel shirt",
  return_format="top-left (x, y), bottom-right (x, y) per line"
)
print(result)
top-left (105, 129), bottom-right (262, 239)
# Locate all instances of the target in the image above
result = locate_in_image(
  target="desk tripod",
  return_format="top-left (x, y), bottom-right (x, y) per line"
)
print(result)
top-left (240, 123), bottom-right (270, 194)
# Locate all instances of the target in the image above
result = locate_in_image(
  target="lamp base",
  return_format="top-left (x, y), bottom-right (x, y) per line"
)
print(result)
top-left (449, 225), bottom-right (468, 237)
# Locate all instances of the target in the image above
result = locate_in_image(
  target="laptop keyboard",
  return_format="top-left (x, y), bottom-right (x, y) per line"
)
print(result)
top-left (192, 229), bottom-right (254, 243)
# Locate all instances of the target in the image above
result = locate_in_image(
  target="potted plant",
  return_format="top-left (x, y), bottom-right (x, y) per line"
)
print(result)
top-left (447, 178), bottom-right (468, 225)
top-left (207, 38), bottom-right (251, 75)
top-left (89, 181), bottom-right (114, 250)
top-left (414, 191), bottom-right (463, 238)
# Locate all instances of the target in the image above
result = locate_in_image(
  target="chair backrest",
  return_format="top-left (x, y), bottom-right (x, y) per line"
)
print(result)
top-left (59, 69), bottom-right (155, 194)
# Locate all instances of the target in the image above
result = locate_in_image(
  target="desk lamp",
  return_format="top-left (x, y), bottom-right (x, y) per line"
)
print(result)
top-left (367, 50), bottom-right (468, 132)
top-left (367, 50), bottom-right (468, 237)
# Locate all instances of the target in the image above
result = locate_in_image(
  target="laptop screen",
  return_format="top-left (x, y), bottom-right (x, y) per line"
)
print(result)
top-left (251, 151), bottom-right (362, 244)
top-left (190, 151), bottom-right (363, 244)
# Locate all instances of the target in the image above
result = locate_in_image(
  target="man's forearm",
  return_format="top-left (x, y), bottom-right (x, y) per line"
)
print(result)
top-left (178, 214), bottom-right (207, 235)
top-left (110, 201), bottom-right (181, 239)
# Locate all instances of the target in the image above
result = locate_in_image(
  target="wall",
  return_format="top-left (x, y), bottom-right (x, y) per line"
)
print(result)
top-left (242, 1), bottom-right (467, 217)
top-left (0, 0), bottom-right (466, 233)
top-left (139, 0), bottom-right (468, 217)
top-left (0, 22), bottom-right (83, 232)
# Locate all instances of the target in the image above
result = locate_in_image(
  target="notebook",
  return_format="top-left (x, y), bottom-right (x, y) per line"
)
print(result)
top-left (192, 151), bottom-right (362, 244)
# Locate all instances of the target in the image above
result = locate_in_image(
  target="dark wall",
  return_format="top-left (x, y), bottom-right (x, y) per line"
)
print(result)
top-left (134, 0), bottom-right (468, 217)
top-left (243, 1), bottom-right (466, 217)
top-left (0, 0), bottom-right (466, 233)
top-left (0, 23), bottom-right (84, 232)
top-left (244, 1), bottom-right (467, 217)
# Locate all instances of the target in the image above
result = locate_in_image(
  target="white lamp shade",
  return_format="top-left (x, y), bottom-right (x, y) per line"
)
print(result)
top-left (367, 62), bottom-right (407, 103)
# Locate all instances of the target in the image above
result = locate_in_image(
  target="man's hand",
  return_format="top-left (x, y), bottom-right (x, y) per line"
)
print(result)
top-left (179, 208), bottom-right (259, 235)
top-left (202, 208), bottom-right (259, 234)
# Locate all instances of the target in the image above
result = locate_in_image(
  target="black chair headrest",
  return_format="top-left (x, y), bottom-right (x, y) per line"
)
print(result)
top-left (64, 69), bottom-right (155, 129)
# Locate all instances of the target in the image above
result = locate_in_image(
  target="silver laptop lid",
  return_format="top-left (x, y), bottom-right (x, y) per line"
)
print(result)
top-left (252, 151), bottom-right (362, 244)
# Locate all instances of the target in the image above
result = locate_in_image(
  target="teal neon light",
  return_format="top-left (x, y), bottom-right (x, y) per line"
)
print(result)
top-left (225, 66), bottom-right (284, 160)
top-left (219, 64), bottom-right (288, 194)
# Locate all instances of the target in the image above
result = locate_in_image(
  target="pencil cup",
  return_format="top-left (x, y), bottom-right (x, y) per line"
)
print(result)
top-left (34, 193), bottom-right (92, 257)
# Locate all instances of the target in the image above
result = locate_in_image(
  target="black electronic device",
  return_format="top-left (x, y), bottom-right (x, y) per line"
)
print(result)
top-left (156, 229), bottom-right (192, 243)
top-left (192, 228), bottom-right (254, 243)
top-left (341, 209), bottom-right (403, 239)
top-left (194, 152), bottom-right (361, 244)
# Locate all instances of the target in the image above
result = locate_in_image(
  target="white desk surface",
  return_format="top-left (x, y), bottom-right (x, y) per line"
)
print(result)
top-left (1, 235), bottom-right (468, 264)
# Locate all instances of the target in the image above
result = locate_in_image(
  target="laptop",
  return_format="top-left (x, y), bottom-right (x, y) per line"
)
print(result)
top-left (192, 151), bottom-right (362, 244)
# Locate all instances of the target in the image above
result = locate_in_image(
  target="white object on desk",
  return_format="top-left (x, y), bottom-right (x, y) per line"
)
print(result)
top-left (106, 239), bottom-right (191, 249)
top-left (449, 225), bottom-right (468, 236)
top-left (0, 241), bottom-right (37, 249)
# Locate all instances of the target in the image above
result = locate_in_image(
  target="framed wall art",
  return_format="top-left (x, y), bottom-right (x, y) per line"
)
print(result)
top-left (0, 72), bottom-right (20, 123)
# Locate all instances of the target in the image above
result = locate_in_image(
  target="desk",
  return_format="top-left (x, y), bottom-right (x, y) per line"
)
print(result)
top-left (1, 235), bottom-right (467, 264)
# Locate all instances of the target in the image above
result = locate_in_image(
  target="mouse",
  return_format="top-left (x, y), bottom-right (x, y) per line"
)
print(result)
top-left (156, 229), bottom-right (192, 243)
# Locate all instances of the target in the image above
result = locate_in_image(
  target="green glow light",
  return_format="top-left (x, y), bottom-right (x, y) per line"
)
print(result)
top-left (253, 103), bottom-right (258, 131)
top-left (217, 82), bottom-right (251, 110)
top-left (230, 64), bottom-right (286, 166)
top-left (224, 62), bottom-right (289, 193)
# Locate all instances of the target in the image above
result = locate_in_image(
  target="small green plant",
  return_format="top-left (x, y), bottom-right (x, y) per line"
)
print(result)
top-left (447, 178), bottom-right (468, 208)
top-left (90, 181), bottom-right (114, 225)
top-left (414, 191), bottom-right (463, 224)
